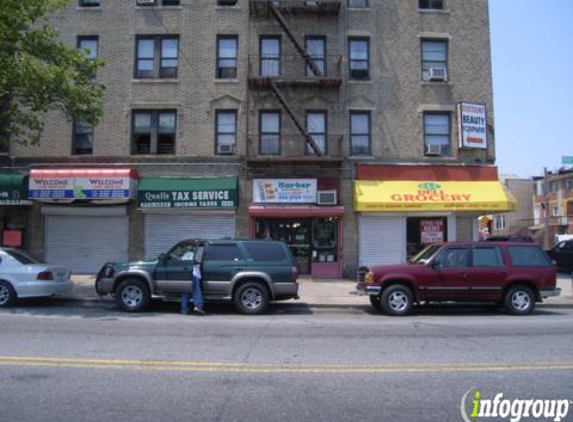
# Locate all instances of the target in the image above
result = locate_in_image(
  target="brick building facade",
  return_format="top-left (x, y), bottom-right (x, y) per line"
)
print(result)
top-left (2, 0), bottom-right (512, 276)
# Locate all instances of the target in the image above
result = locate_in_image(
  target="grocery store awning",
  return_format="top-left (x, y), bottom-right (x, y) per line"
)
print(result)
top-left (0, 173), bottom-right (31, 205)
top-left (354, 180), bottom-right (517, 212)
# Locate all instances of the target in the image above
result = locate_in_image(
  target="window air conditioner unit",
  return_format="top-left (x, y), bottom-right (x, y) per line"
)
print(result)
top-left (136, 0), bottom-right (156, 5)
top-left (317, 190), bottom-right (337, 206)
top-left (426, 144), bottom-right (442, 156)
top-left (428, 67), bottom-right (447, 81)
top-left (217, 144), bottom-right (235, 155)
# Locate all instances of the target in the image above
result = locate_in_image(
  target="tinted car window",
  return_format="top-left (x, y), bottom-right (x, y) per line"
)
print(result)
top-left (437, 247), bottom-right (469, 268)
top-left (508, 246), bottom-right (552, 267)
top-left (472, 247), bottom-right (504, 267)
top-left (243, 242), bottom-right (287, 262)
top-left (208, 244), bottom-right (243, 261)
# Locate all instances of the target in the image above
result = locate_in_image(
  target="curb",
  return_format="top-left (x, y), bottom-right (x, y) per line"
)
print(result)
top-left (56, 295), bottom-right (573, 309)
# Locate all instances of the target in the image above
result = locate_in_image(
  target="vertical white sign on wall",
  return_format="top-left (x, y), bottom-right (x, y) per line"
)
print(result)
top-left (458, 102), bottom-right (487, 149)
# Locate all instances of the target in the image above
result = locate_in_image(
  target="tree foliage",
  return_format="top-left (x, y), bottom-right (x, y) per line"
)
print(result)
top-left (0, 0), bottom-right (105, 147)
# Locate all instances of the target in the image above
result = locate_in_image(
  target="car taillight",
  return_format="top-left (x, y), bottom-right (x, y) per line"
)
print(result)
top-left (37, 271), bottom-right (53, 281)
top-left (365, 271), bottom-right (374, 284)
top-left (291, 265), bottom-right (298, 282)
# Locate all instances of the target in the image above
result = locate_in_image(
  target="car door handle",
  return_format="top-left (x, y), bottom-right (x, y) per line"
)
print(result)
top-left (461, 272), bottom-right (468, 278)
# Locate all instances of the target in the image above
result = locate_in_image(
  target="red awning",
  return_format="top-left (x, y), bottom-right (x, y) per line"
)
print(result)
top-left (30, 168), bottom-right (139, 179)
top-left (249, 205), bottom-right (345, 218)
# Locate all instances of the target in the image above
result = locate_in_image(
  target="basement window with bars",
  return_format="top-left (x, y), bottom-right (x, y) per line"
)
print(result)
top-left (132, 110), bottom-right (176, 155)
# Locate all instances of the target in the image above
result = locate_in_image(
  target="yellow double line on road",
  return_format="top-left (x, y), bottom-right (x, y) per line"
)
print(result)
top-left (1, 356), bottom-right (573, 374)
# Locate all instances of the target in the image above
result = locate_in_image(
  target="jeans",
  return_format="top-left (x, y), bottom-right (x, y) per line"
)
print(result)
top-left (192, 272), bottom-right (204, 310)
top-left (181, 272), bottom-right (203, 314)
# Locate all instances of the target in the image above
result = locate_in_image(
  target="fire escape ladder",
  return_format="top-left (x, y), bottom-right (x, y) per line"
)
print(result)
top-left (269, 81), bottom-right (322, 156)
top-left (268, 2), bottom-right (324, 77)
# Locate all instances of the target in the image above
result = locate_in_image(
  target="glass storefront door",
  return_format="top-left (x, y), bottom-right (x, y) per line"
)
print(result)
top-left (255, 218), bottom-right (312, 273)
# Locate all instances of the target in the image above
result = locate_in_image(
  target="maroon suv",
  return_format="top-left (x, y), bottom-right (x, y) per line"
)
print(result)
top-left (356, 242), bottom-right (560, 316)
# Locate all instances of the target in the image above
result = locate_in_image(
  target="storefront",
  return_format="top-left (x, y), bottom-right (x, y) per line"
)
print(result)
top-left (0, 173), bottom-right (32, 248)
top-left (354, 165), bottom-right (516, 267)
top-left (138, 177), bottom-right (238, 259)
top-left (248, 178), bottom-right (344, 278)
top-left (29, 168), bottom-right (139, 273)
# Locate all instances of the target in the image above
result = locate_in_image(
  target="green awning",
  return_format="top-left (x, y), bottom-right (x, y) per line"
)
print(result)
top-left (138, 177), bottom-right (238, 209)
top-left (0, 173), bottom-right (30, 205)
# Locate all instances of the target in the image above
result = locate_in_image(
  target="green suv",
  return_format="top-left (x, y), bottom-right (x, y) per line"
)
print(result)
top-left (95, 239), bottom-right (299, 314)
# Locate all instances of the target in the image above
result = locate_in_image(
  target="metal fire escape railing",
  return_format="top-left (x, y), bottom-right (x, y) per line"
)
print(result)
top-left (249, 0), bottom-right (341, 157)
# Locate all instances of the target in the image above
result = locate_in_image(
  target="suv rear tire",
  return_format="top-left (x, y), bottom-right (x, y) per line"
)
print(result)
top-left (115, 278), bottom-right (151, 312)
top-left (0, 280), bottom-right (17, 308)
top-left (380, 285), bottom-right (414, 316)
top-left (234, 282), bottom-right (269, 315)
top-left (504, 285), bottom-right (535, 315)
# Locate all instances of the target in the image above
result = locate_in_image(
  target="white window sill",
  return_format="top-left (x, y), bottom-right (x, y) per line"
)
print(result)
top-left (418, 9), bottom-right (451, 15)
top-left (348, 79), bottom-right (373, 84)
top-left (421, 80), bottom-right (451, 86)
top-left (135, 6), bottom-right (183, 10)
top-left (215, 79), bottom-right (240, 83)
top-left (347, 7), bottom-right (371, 11)
top-left (132, 78), bottom-right (179, 83)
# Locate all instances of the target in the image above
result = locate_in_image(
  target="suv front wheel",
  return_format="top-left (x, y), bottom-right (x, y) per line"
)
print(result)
top-left (116, 278), bottom-right (151, 312)
top-left (234, 282), bottom-right (270, 315)
top-left (380, 285), bottom-right (414, 316)
top-left (504, 285), bottom-right (535, 315)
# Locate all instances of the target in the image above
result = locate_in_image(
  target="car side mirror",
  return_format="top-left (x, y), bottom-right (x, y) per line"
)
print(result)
top-left (157, 253), bottom-right (167, 263)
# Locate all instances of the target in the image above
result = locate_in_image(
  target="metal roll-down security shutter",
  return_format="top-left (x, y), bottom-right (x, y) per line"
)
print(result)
top-left (456, 216), bottom-right (474, 241)
top-left (45, 212), bottom-right (129, 274)
top-left (358, 215), bottom-right (407, 267)
top-left (144, 214), bottom-right (235, 260)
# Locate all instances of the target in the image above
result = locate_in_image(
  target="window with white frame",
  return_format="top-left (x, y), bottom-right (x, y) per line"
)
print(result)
top-left (421, 39), bottom-right (448, 81)
top-left (423, 113), bottom-right (451, 156)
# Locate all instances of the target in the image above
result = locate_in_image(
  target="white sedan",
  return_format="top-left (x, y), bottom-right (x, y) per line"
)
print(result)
top-left (0, 248), bottom-right (74, 307)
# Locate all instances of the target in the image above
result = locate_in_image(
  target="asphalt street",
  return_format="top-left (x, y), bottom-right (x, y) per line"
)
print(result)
top-left (1, 301), bottom-right (572, 422)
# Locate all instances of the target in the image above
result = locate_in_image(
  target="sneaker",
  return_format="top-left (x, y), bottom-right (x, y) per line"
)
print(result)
top-left (193, 307), bottom-right (206, 315)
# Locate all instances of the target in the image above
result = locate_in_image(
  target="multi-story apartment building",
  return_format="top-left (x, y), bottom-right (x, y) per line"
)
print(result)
top-left (0, 0), bottom-right (515, 276)
top-left (488, 175), bottom-right (534, 238)
top-left (532, 169), bottom-right (573, 248)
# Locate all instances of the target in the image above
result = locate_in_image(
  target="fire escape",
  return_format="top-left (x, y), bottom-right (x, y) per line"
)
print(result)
top-left (248, 0), bottom-right (342, 159)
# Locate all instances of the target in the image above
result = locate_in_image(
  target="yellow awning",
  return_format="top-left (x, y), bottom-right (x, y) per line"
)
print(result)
top-left (354, 181), bottom-right (517, 212)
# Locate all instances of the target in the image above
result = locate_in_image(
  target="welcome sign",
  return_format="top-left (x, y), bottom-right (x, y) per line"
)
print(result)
top-left (29, 169), bottom-right (136, 200)
top-left (458, 102), bottom-right (487, 149)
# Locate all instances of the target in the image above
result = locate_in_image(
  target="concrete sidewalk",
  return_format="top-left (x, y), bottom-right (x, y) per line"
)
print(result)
top-left (62, 273), bottom-right (573, 307)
